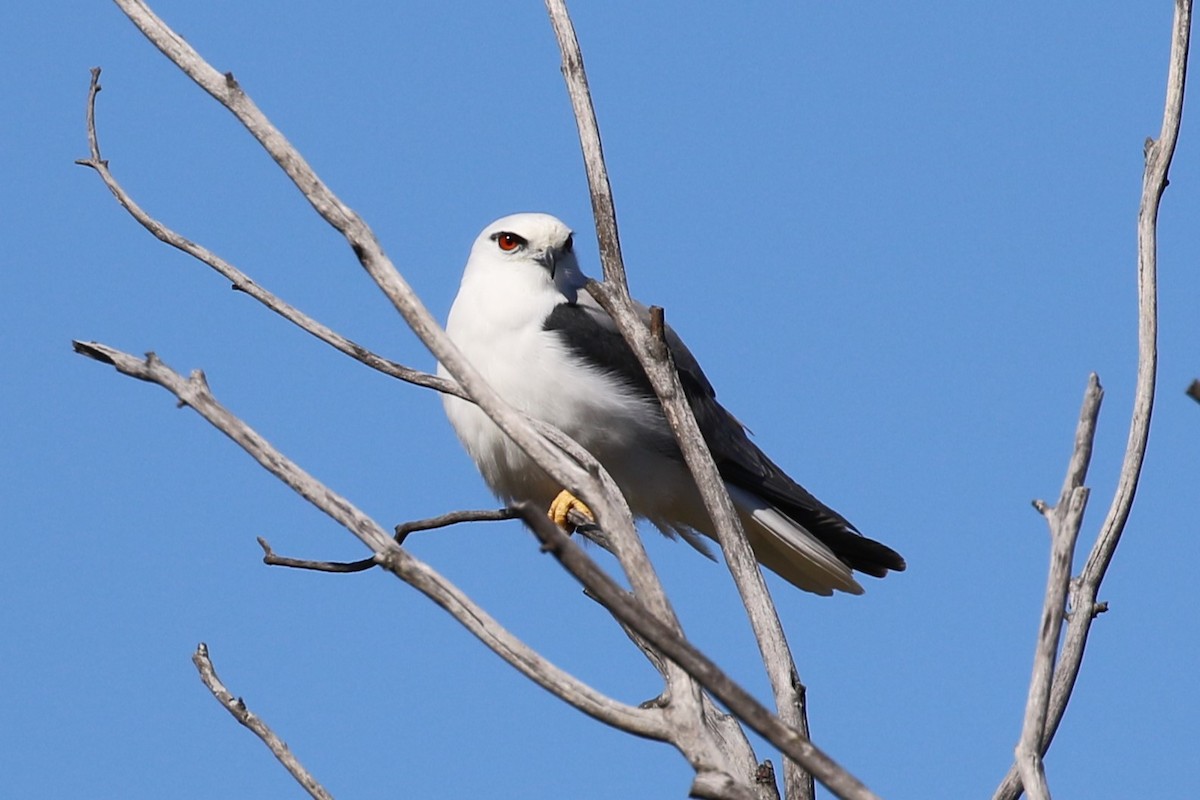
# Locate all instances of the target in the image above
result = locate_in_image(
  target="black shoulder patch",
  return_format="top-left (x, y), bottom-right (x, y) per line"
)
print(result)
top-left (542, 303), bottom-right (656, 398)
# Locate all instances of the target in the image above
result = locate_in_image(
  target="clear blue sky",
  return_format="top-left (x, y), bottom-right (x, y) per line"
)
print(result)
top-left (3, 2), bottom-right (1196, 798)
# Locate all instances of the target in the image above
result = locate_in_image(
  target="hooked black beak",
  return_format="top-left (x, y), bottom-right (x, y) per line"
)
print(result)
top-left (537, 247), bottom-right (560, 279)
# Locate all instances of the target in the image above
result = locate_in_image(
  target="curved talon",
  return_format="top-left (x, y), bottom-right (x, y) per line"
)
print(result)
top-left (548, 489), bottom-right (593, 530)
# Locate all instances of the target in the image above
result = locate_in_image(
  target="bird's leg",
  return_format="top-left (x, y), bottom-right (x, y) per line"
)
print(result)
top-left (549, 489), bottom-right (593, 531)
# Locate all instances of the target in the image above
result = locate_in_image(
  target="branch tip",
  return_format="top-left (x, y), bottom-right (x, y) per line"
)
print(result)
top-left (72, 340), bottom-right (116, 365)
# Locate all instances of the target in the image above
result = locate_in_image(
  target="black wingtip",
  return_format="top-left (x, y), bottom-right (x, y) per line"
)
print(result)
top-left (825, 530), bottom-right (906, 578)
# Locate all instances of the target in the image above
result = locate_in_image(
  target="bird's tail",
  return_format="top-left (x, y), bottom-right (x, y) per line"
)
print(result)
top-left (725, 484), bottom-right (864, 596)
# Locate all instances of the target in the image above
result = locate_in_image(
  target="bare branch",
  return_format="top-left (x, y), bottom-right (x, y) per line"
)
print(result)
top-left (74, 341), bottom-right (667, 741)
top-left (256, 509), bottom-right (521, 572)
top-left (543, 4), bottom-right (813, 797)
top-left (519, 504), bottom-right (880, 800)
top-left (393, 508), bottom-right (522, 543)
top-left (74, 67), bottom-right (463, 400)
top-left (1086, 0), bottom-right (1190, 595)
top-left (542, 1), bottom-right (626, 293)
top-left (258, 537), bottom-right (375, 573)
top-left (994, 2), bottom-right (1191, 797)
top-left (1013, 376), bottom-right (1102, 800)
top-left (1186, 379), bottom-right (1200, 403)
top-left (192, 643), bottom-right (334, 800)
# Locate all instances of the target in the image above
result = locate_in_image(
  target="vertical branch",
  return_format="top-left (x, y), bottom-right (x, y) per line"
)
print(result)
top-left (543, 3), bottom-right (815, 798)
top-left (542, 1), bottom-right (627, 294)
top-left (1086, 0), bottom-right (1189, 590)
top-left (994, 2), bottom-right (1191, 797)
top-left (1013, 377), bottom-right (1102, 800)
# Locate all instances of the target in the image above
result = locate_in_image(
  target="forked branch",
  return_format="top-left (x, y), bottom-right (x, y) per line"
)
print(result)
top-left (520, 505), bottom-right (879, 800)
top-left (74, 341), bottom-right (665, 742)
top-left (994, 2), bottom-right (1191, 798)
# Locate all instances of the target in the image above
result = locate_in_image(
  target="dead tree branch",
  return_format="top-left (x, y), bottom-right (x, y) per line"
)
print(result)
top-left (1015, 376), bottom-right (1102, 800)
top-left (74, 341), bottom-right (666, 743)
top-left (994, 2), bottom-right (1191, 798)
top-left (543, 3), bottom-right (814, 798)
top-left (192, 643), bottom-right (334, 800)
top-left (519, 504), bottom-right (879, 800)
top-left (255, 509), bottom-right (519, 572)
top-left (74, 68), bottom-right (462, 401)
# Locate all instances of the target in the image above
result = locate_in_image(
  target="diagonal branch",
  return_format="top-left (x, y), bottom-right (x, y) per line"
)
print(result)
top-left (519, 504), bottom-right (879, 800)
top-left (192, 643), bottom-right (334, 800)
top-left (543, 3), bottom-right (814, 798)
top-left (74, 340), bottom-right (667, 742)
top-left (75, 67), bottom-right (462, 400)
top-left (256, 509), bottom-right (520, 573)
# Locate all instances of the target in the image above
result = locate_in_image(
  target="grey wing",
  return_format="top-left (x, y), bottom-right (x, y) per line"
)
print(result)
top-left (543, 298), bottom-right (905, 577)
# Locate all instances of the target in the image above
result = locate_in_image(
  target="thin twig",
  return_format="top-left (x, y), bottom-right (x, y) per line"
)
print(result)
top-left (394, 508), bottom-right (521, 543)
top-left (192, 643), bottom-right (335, 800)
top-left (74, 68), bottom-right (463, 401)
top-left (256, 509), bottom-right (521, 572)
top-left (259, 537), bottom-right (375, 573)
top-left (993, 2), bottom-right (1191, 797)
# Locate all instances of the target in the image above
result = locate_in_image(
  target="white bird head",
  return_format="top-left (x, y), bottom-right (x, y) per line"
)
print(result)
top-left (463, 213), bottom-right (585, 293)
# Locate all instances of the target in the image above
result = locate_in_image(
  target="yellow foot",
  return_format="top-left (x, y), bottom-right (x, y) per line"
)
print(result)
top-left (548, 489), bottom-right (594, 530)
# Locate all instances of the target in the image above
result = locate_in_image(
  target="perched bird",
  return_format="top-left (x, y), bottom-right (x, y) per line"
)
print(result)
top-left (439, 213), bottom-right (905, 595)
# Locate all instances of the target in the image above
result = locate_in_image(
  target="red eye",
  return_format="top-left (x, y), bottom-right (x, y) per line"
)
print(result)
top-left (496, 232), bottom-right (524, 252)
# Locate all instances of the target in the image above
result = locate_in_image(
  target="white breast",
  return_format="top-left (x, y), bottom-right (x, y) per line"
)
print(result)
top-left (439, 265), bottom-right (695, 525)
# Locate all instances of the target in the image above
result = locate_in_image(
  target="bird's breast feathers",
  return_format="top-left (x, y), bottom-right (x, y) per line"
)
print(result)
top-left (443, 292), bottom-right (668, 504)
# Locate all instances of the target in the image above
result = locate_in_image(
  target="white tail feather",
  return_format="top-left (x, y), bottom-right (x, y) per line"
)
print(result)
top-left (725, 484), bottom-right (864, 596)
